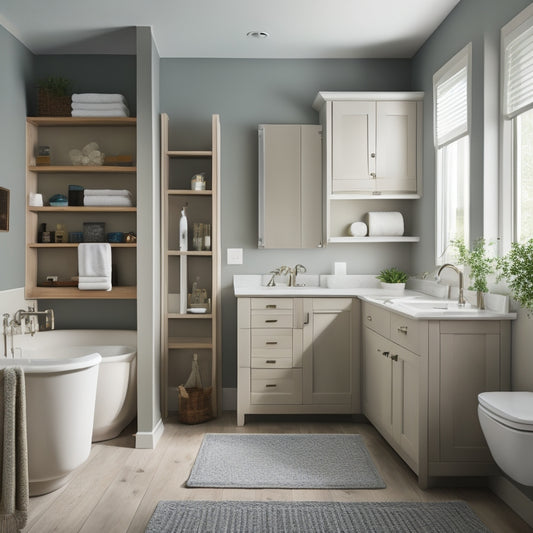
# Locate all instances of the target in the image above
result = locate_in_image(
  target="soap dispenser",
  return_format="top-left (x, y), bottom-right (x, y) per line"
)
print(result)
top-left (179, 204), bottom-right (188, 251)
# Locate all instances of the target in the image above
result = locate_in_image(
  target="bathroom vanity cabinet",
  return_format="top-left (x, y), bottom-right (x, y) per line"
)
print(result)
top-left (25, 117), bottom-right (137, 299)
top-left (237, 297), bottom-right (359, 426)
top-left (312, 92), bottom-right (423, 244)
top-left (361, 301), bottom-right (511, 488)
top-left (160, 113), bottom-right (221, 417)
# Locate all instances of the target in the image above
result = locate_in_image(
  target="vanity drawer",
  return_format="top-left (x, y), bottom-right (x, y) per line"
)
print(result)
top-left (362, 302), bottom-right (391, 338)
top-left (251, 298), bottom-right (293, 310)
top-left (390, 313), bottom-right (420, 353)
top-left (251, 310), bottom-right (293, 328)
top-left (251, 329), bottom-right (293, 357)
top-left (251, 369), bottom-right (302, 404)
top-left (251, 356), bottom-right (293, 369)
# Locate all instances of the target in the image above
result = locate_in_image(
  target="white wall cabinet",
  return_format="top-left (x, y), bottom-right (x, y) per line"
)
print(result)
top-left (361, 301), bottom-right (511, 488)
top-left (237, 297), bottom-right (359, 425)
top-left (313, 92), bottom-right (423, 244)
top-left (258, 124), bottom-right (322, 248)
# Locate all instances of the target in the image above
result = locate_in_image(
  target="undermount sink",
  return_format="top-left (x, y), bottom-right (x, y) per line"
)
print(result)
top-left (393, 299), bottom-right (482, 316)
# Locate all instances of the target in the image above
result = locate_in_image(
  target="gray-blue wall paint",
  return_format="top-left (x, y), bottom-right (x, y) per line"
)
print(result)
top-left (160, 58), bottom-right (412, 388)
top-left (410, 0), bottom-right (532, 273)
top-left (0, 25), bottom-right (34, 290)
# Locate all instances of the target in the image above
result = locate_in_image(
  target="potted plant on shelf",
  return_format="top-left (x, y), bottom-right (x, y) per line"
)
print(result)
top-left (452, 238), bottom-right (495, 309)
top-left (37, 76), bottom-right (73, 117)
top-left (496, 239), bottom-right (533, 316)
top-left (377, 267), bottom-right (408, 291)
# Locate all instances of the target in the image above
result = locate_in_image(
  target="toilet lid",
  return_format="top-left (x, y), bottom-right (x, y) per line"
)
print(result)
top-left (478, 391), bottom-right (533, 427)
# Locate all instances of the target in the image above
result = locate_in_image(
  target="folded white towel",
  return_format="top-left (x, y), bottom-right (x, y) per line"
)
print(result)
top-left (71, 103), bottom-right (129, 113)
top-left (365, 212), bottom-right (405, 236)
top-left (72, 93), bottom-right (127, 104)
top-left (72, 109), bottom-right (129, 117)
top-left (83, 196), bottom-right (133, 207)
top-left (78, 281), bottom-right (112, 291)
top-left (78, 243), bottom-right (111, 278)
top-left (84, 189), bottom-right (133, 197)
top-left (349, 221), bottom-right (368, 237)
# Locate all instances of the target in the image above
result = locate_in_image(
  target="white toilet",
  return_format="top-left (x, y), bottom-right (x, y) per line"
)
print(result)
top-left (478, 391), bottom-right (533, 486)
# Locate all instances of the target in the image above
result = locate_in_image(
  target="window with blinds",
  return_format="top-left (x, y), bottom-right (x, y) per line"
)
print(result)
top-left (433, 44), bottom-right (472, 264)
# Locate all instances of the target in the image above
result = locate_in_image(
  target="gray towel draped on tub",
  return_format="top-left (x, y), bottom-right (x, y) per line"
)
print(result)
top-left (0, 368), bottom-right (28, 533)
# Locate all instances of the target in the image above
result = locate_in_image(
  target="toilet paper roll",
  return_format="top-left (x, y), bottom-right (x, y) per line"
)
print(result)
top-left (349, 221), bottom-right (368, 237)
top-left (29, 193), bottom-right (43, 207)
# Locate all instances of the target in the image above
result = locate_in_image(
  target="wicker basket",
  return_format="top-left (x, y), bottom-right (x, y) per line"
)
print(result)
top-left (38, 89), bottom-right (71, 117)
top-left (177, 385), bottom-right (213, 425)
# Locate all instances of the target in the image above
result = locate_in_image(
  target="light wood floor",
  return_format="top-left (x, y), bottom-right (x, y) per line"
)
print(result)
top-left (23, 412), bottom-right (533, 533)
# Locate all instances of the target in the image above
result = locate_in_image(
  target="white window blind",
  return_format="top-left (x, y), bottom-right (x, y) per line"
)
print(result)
top-left (433, 44), bottom-right (471, 148)
top-left (503, 14), bottom-right (533, 119)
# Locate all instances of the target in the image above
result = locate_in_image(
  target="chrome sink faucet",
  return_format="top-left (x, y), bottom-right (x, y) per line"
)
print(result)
top-left (289, 264), bottom-right (307, 287)
top-left (438, 263), bottom-right (465, 307)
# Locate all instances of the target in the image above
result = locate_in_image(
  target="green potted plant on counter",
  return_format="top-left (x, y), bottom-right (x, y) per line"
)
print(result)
top-left (377, 267), bottom-right (408, 291)
top-left (452, 238), bottom-right (495, 309)
top-left (497, 239), bottom-right (533, 315)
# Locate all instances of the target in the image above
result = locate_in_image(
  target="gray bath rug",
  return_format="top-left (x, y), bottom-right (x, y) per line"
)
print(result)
top-left (186, 433), bottom-right (385, 489)
top-left (145, 500), bottom-right (492, 533)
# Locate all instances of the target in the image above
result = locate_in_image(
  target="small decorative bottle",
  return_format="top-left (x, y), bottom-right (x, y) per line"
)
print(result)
top-left (179, 205), bottom-right (188, 251)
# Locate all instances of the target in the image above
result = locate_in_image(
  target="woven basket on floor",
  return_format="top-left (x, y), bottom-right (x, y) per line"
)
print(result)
top-left (177, 385), bottom-right (213, 425)
top-left (38, 89), bottom-right (71, 117)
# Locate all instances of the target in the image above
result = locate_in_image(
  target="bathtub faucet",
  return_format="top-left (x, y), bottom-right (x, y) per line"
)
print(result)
top-left (13, 307), bottom-right (55, 335)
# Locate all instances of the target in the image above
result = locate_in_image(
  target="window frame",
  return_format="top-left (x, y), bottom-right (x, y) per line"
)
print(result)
top-left (433, 43), bottom-right (472, 264)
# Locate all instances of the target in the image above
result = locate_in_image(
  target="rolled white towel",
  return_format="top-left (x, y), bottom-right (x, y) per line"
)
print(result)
top-left (72, 93), bottom-right (127, 104)
top-left (349, 221), bottom-right (368, 237)
top-left (84, 189), bottom-right (133, 197)
top-left (365, 212), bottom-right (405, 236)
top-left (72, 109), bottom-right (129, 117)
top-left (83, 196), bottom-right (133, 207)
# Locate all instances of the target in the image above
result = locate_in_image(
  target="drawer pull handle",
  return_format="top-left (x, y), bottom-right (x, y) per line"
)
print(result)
top-left (304, 312), bottom-right (310, 325)
top-left (266, 304), bottom-right (277, 309)
top-left (382, 351), bottom-right (390, 358)
top-left (265, 384), bottom-right (277, 388)
top-left (391, 354), bottom-right (399, 361)
top-left (265, 319), bottom-right (278, 323)
top-left (265, 341), bottom-right (278, 345)
top-left (266, 360), bottom-right (277, 364)
top-left (367, 315), bottom-right (373, 321)
top-left (398, 326), bottom-right (408, 334)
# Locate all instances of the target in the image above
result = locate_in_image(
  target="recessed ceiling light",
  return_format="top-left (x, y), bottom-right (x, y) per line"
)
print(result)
top-left (246, 31), bottom-right (270, 39)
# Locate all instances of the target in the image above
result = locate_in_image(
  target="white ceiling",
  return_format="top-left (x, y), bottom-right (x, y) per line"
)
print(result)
top-left (0, 0), bottom-right (460, 58)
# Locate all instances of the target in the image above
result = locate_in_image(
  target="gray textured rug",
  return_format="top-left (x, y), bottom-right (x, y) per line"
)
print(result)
top-left (145, 500), bottom-right (492, 533)
top-left (186, 433), bottom-right (385, 489)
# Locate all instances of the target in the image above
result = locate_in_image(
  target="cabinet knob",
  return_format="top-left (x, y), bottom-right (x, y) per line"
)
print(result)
top-left (366, 315), bottom-right (373, 321)
top-left (383, 351), bottom-right (390, 358)
top-left (370, 172), bottom-right (376, 178)
top-left (391, 354), bottom-right (399, 361)
top-left (398, 326), bottom-right (408, 334)
top-left (370, 152), bottom-right (376, 158)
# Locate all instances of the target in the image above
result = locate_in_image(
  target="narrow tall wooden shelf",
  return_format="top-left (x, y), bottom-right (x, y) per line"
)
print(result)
top-left (160, 113), bottom-right (221, 418)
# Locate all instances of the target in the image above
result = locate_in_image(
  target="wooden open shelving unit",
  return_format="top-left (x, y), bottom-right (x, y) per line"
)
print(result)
top-left (25, 116), bottom-right (137, 299)
top-left (160, 113), bottom-right (221, 417)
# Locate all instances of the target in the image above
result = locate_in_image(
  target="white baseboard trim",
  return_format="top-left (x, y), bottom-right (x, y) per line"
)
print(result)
top-left (222, 387), bottom-right (237, 411)
top-left (489, 475), bottom-right (533, 527)
top-left (135, 417), bottom-right (164, 449)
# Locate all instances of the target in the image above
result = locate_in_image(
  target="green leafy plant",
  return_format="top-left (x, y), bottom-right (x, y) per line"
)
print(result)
top-left (497, 239), bottom-right (533, 313)
top-left (37, 76), bottom-right (72, 97)
top-left (451, 238), bottom-right (495, 293)
top-left (376, 267), bottom-right (408, 284)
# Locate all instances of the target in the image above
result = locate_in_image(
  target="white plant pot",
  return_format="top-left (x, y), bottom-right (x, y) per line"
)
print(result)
top-left (380, 282), bottom-right (406, 292)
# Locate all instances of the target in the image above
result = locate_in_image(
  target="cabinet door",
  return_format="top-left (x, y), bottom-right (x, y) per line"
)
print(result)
top-left (375, 101), bottom-right (417, 193)
top-left (362, 327), bottom-right (393, 436)
top-left (302, 298), bottom-right (353, 405)
top-left (258, 125), bottom-right (322, 248)
top-left (331, 101), bottom-right (376, 193)
top-left (391, 342), bottom-right (419, 465)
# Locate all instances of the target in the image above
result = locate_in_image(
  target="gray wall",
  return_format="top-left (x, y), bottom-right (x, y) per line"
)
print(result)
top-left (0, 25), bottom-right (34, 290)
top-left (160, 58), bottom-right (413, 388)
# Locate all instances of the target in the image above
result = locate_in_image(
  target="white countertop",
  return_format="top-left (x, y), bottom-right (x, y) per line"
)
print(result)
top-left (233, 275), bottom-right (516, 321)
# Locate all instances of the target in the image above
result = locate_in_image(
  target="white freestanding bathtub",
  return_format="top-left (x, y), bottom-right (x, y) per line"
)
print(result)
top-left (16, 329), bottom-right (137, 442)
top-left (0, 353), bottom-right (101, 496)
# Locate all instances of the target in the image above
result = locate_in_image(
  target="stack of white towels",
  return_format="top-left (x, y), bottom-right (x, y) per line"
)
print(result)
top-left (84, 189), bottom-right (134, 207)
top-left (78, 243), bottom-right (112, 291)
top-left (71, 93), bottom-right (130, 117)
